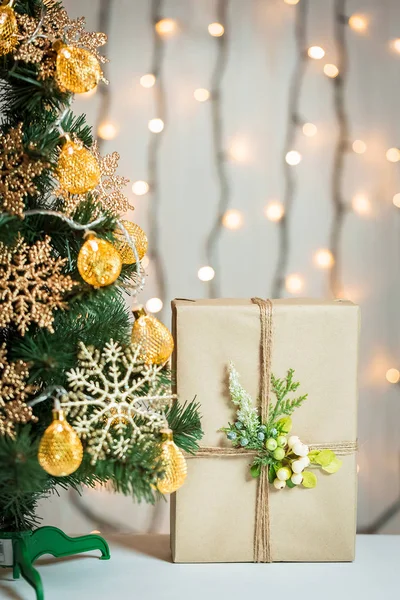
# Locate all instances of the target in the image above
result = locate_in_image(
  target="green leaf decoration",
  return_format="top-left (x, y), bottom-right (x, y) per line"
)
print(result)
top-left (268, 464), bottom-right (276, 483)
top-left (302, 471), bottom-right (318, 488)
top-left (308, 450), bottom-right (321, 464)
top-left (322, 456), bottom-right (343, 474)
top-left (250, 463), bottom-right (261, 478)
top-left (315, 449), bottom-right (336, 467)
top-left (277, 416), bottom-right (292, 434)
top-left (286, 478), bottom-right (296, 488)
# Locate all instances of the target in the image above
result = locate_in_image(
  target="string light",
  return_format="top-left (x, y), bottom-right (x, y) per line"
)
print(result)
top-left (348, 14), bottom-right (368, 32)
top-left (352, 193), bottom-right (371, 216)
top-left (302, 122), bottom-right (317, 137)
top-left (132, 180), bottom-right (149, 196)
top-left (146, 0), bottom-right (168, 318)
top-left (391, 38), bottom-right (400, 53)
top-left (285, 150), bottom-right (302, 165)
top-left (314, 248), bottom-right (334, 269)
top-left (392, 193), bottom-right (400, 208)
top-left (285, 273), bottom-right (304, 294)
top-left (97, 121), bottom-right (118, 140)
top-left (272, 0), bottom-right (309, 298)
top-left (145, 297), bottom-right (163, 313)
top-left (386, 147), bottom-right (400, 163)
top-left (148, 118), bottom-right (164, 133)
top-left (140, 73), bottom-right (156, 88)
top-left (284, 0), bottom-right (300, 4)
top-left (197, 266), bottom-right (215, 281)
top-left (265, 202), bottom-right (285, 222)
top-left (328, 0), bottom-right (350, 297)
top-left (205, 0), bottom-right (229, 298)
top-left (228, 139), bottom-right (250, 162)
top-left (222, 209), bottom-right (243, 230)
top-left (323, 63), bottom-right (339, 78)
top-left (386, 368), bottom-right (400, 384)
top-left (194, 88), bottom-right (210, 102)
top-left (208, 22), bottom-right (224, 37)
top-left (155, 18), bottom-right (177, 37)
top-left (352, 139), bottom-right (367, 154)
top-left (307, 46), bottom-right (325, 59)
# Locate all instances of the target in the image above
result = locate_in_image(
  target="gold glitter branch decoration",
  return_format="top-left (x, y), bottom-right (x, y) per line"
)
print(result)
top-left (61, 340), bottom-right (175, 465)
top-left (0, 344), bottom-right (37, 438)
top-left (0, 124), bottom-right (48, 217)
top-left (14, 5), bottom-right (108, 81)
top-left (58, 141), bottom-right (132, 216)
top-left (0, 235), bottom-right (77, 336)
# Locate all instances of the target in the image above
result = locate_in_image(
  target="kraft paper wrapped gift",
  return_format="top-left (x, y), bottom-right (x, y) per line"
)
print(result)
top-left (170, 298), bottom-right (359, 563)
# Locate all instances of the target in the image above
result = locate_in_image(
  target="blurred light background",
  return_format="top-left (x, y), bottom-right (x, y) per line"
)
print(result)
top-left (38, 0), bottom-right (400, 536)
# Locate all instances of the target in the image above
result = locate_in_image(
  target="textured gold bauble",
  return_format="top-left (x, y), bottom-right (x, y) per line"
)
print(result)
top-left (56, 45), bottom-right (101, 94)
top-left (57, 140), bottom-right (101, 194)
top-left (38, 409), bottom-right (83, 477)
top-left (0, 5), bottom-right (18, 56)
top-left (114, 220), bottom-right (148, 265)
top-left (157, 429), bottom-right (187, 494)
top-left (78, 233), bottom-right (122, 287)
top-left (131, 309), bottom-right (174, 365)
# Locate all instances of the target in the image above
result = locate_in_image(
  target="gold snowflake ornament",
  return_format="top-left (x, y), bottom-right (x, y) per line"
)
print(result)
top-left (14, 6), bottom-right (108, 81)
top-left (61, 340), bottom-right (175, 465)
top-left (0, 344), bottom-right (37, 438)
top-left (0, 124), bottom-right (48, 217)
top-left (0, 236), bottom-right (76, 336)
top-left (58, 141), bottom-right (132, 216)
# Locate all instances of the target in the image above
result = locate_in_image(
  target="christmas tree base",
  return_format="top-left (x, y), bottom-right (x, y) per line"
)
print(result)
top-left (0, 526), bottom-right (110, 600)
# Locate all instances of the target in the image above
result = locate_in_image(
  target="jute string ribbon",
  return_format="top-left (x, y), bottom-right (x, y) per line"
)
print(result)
top-left (185, 298), bottom-right (358, 563)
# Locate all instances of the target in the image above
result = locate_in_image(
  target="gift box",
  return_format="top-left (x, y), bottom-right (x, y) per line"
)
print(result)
top-left (170, 298), bottom-right (359, 563)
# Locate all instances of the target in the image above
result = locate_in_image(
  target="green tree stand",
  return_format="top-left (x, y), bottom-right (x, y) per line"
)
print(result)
top-left (0, 527), bottom-right (110, 600)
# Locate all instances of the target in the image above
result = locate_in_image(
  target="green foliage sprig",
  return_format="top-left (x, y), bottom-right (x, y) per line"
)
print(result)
top-left (220, 364), bottom-right (342, 491)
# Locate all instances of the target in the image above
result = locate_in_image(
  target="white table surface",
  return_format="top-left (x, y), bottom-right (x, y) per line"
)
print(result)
top-left (0, 534), bottom-right (398, 600)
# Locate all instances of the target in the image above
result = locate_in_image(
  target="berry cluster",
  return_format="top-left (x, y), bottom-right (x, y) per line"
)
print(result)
top-left (272, 435), bottom-right (310, 489)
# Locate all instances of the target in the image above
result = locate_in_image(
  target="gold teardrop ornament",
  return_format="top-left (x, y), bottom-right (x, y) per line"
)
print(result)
top-left (0, 4), bottom-right (18, 56)
top-left (114, 220), bottom-right (148, 265)
top-left (77, 233), bottom-right (122, 287)
top-left (157, 429), bottom-right (187, 494)
top-left (57, 139), bottom-right (101, 194)
top-left (131, 308), bottom-right (174, 365)
top-left (38, 409), bottom-right (83, 477)
top-left (56, 45), bottom-right (101, 94)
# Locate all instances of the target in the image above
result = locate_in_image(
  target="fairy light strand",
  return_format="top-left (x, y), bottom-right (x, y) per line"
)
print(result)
top-left (204, 0), bottom-right (230, 298)
top-left (95, 0), bottom-right (113, 153)
top-left (271, 0), bottom-right (309, 298)
top-left (329, 0), bottom-right (350, 297)
top-left (147, 0), bottom-right (167, 314)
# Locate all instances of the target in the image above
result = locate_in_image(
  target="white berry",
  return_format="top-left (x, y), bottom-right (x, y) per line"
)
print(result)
top-left (276, 467), bottom-right (292, 481)
top-left (293, 442), bottom-right (309, 457)
top-left (300, 456), bottom-right (310, 468)
top-left (288, 435), bottom-right (300, 448)
top-left (291, 473), bottom-right (303, 485)
top-left (273, 478), bottom-right (286, 490)
top-left (291, 460), bottom-right (305, 474)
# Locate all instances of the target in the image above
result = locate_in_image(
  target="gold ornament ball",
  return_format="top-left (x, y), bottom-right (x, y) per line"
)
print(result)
top-left (131, 309), bottom-right (174, 365)
top-left (56, 45), bottom-right (102, 94)
top-left (114, 220), bottom-right (148, 265)
top-left (0, 5), bottom-right (18, 56)
top-left (78, 234), bottom-right (122, 287)
top-left (38, 410), bottom-right (83, 477)
top-left (57, 140), bottom-right (101, 194)
top-left (157, 429), bottom-right (188, 494)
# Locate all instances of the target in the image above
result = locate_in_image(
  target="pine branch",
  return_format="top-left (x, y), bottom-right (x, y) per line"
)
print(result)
top-left (165, 399), bottom-right (204, 454)
top-left (269, 369), bottom-right (306, 424)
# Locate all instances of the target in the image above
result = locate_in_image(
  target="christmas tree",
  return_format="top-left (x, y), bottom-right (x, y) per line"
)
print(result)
top-left (0, 0), bottom-right (202, 544)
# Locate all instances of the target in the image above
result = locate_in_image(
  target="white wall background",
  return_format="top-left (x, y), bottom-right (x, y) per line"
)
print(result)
top-left (38, 0), bottom-right (400, 535)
